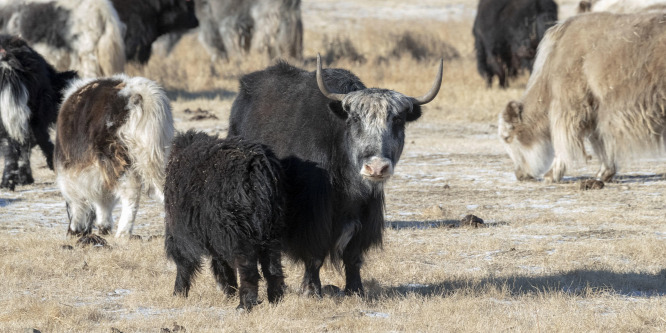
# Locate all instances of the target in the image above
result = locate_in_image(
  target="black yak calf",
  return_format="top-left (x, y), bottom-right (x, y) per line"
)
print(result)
top-left (0, 34), bottom-right (77, 190)
top-left (55, 74), bottom-right (174, 237)
top-left (164, 131), bottom-right (286, 310)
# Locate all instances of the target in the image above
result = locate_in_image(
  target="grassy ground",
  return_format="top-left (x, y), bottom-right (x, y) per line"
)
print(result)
top-left (2, 0), bottom-right (666, 331)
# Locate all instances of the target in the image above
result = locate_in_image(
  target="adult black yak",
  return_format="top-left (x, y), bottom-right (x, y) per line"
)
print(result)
top-left (55, 74), bottom-right (174, 237)
top-left (0, 34), bottom-right (76, 190)
top-left (164, 130), bottom-right (286, 310)
top-left (194, 0), bottom-right (302, 60)
top-left (228, 55), bottom-right (442, 296)
top-left (110, 0), bottom-right (199, 64)
top-left (473, 0), bottom-right (558, 88)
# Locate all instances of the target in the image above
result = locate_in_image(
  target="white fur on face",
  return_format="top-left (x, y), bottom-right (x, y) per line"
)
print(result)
top-left (498, 114), bottom-right (554, 179)
top-left (343, 89), bottom-right (411, 181)
top-left (0, 82), bottom-right (30, 143)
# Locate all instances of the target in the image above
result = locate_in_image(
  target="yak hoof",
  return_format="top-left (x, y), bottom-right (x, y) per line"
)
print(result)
top-left (237, 299), bottom-right (261, 312)
top-left (67, 228), bottom-right (91, 237)
top-left (0, 177), bottom-right (16, 191)
top-left (17, 172), bottom-right (34, 186)
top-left (344, 284), bottom-right (365, 297)
top-left (76, 234), bottom-right (108, 248)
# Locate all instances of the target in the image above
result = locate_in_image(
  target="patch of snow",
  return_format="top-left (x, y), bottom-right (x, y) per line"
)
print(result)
top-left (361, 310), bottom-right (390, 319)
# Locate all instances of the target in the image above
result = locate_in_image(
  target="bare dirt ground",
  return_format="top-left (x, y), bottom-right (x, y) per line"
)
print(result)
top-left (2, 0), bottom-right (666, 332)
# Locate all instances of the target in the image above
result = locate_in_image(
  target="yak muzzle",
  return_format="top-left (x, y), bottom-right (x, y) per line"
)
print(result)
top-left (361, 157), bottom-right (393, 181)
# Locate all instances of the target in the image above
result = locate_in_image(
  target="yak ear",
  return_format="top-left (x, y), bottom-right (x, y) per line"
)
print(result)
top-left (406, 104), bottom-right (422, 122)
top-left (503, 101), bottom-right (524, 124)
top-left (499, 101), bottom-right (524, 144)
top-left (328, 101), bottom-right (348, 120)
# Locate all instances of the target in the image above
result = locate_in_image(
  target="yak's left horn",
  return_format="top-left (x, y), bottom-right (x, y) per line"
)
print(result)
top-left (316, 53), bottom-right (346, 101)
top-left (411, 58), bottom-right (443, 105)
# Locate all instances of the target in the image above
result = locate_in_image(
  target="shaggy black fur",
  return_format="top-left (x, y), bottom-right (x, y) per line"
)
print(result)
top-left (0, 34), bottom-right (77, 190)
top-left (229, 62), bottom-right (419, 296)
top-left (111, 0), bottom-right (198, 63)
top-left (164, 131), bottom-right (286, 310)
top-left (473, 0), bottom-right (557, 88)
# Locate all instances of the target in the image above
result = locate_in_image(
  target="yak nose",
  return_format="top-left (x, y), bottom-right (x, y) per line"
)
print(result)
top-left (361, 158), bottom-right (392, 180)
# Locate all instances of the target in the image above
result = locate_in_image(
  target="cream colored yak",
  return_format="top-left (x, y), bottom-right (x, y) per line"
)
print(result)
top-left (499, 12), bottom-right (666, 182)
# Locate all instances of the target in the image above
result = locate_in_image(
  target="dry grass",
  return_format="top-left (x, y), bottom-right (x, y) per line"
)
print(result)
top-left (2, 0), bottom-right (666, 331)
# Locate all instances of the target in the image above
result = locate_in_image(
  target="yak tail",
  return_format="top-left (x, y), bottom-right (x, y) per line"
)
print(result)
top-left (0, 80), bottom-right (30, 143)
top-left (116, 75), bottom-right (174, 201)
top-left (95, 0), bottom-right (125, 77)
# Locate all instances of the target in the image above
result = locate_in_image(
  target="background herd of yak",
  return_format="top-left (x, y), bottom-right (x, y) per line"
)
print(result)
top-left (0, 0), bottom-right (665, 311)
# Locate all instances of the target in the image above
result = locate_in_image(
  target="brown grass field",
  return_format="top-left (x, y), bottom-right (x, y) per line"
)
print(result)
top-left (2, 0), bottom-right (666, 331)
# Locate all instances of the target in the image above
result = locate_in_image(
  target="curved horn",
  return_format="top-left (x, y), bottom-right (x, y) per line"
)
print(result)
top-left (316, 53), bottom-right (346, 101)
top-left (411, 58), bottom-right (443, 105)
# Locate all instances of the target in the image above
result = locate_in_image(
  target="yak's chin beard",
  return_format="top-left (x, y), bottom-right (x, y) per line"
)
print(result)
top-left (0, 61), bottom-right (14, 70)
top-left (361, 174), bottom-right (392, 183)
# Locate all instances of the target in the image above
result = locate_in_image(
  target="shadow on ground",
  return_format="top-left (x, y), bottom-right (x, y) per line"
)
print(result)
top-left (386, 219), bottom-right (508, 229)
top-left (367, 269), bottom-right (666, 300)
top-left (559, 174), bottom-right (666, 184)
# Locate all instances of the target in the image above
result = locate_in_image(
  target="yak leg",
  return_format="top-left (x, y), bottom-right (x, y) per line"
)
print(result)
top-left (342, 238), bottom-right (365, 296)
top-left (301, 257), bottom-right (324, 297)
top-left (0, 138), bottom-right (19, 190)
top-left (544, 157), bottom-right (566, 183)
top-left (165, 233), bottom-right (202, 297)
top-left (66, 200), bottom-right (95, 236)
top-left (259, 244), bottom-right (286, 304)
top-left (31, 115), bottom-right (55, 170)
top-left (589, 133), bottom-right (616, 182)
top-left (92, 194), bottom-right (116, 235)
top-left (211, 257), bottom-right (237, 296)
top-left (16, 139), bottom-right (34, 186)
top-left (236, 250), bottom-right (261, 310)
top-left (114, 173), bottom-right (141, 238)
top-left (173, 257), bottom-right (201, 297)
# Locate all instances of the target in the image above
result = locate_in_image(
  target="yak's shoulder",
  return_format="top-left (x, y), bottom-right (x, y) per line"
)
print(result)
top-left (239, 61), bottom-right (366, 94)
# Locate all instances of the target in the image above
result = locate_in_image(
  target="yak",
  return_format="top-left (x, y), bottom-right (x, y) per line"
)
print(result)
top-left (195, 0), bottom-right (302, 61)
top-left (55, 74), bottom-right (174, 237)
top-left (0, 0), bottom-right (125, 78)
top-left (499, 12), bottom-right (666, 183)
top-left (473, 0), bottom-right (558, 88)
top-left (164, 130), bottom-right (286, 310)
top-left (0, 34), bottom-right (77, 190)
top-left (228, 55), bottom-right (442, 296)
top-left (110, 0), bottom-right (199, 64)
